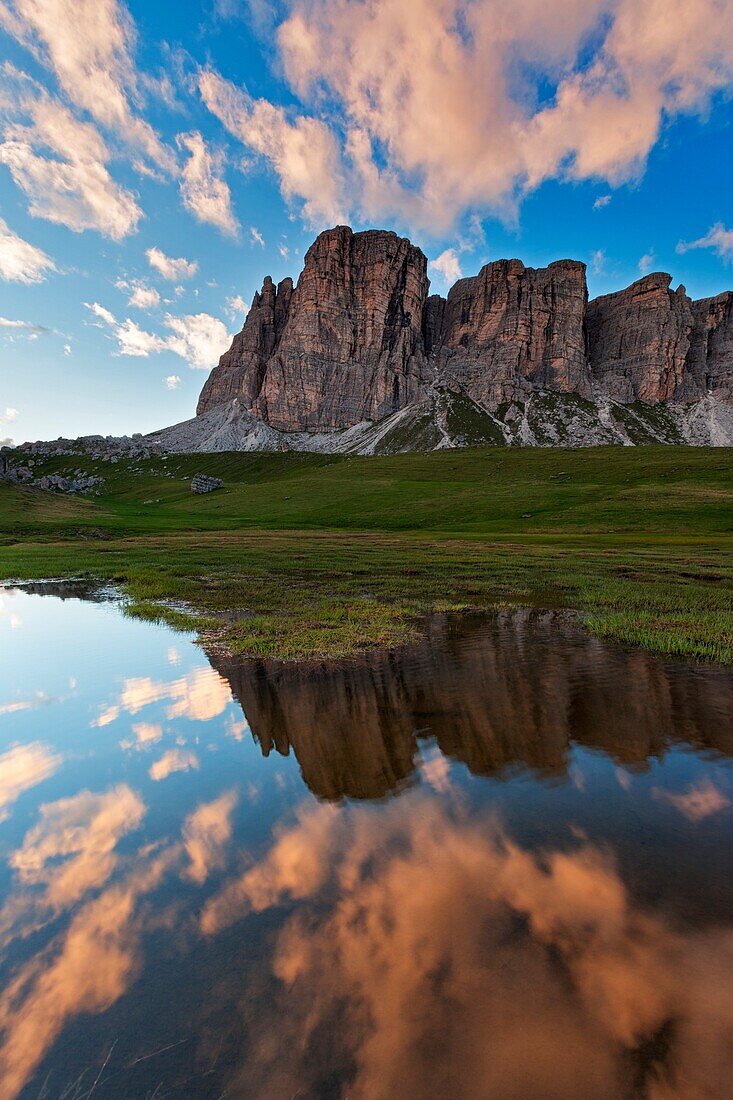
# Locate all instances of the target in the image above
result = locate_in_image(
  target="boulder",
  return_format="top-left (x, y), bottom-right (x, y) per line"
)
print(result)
top-left (191, 474), bottom-right (224, 494)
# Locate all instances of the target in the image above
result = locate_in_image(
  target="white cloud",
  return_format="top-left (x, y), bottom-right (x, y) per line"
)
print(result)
top-left (85, 302), bottom-right (165, 355)
top-left (86, 301), bottom-right (117, 327)
top-left (653, 778), bottom-right (730, 822)
top-left (428, 247), bottom-right (462, 287)
top-left (0, 319), bottom-right (47, 335)
top-left (278, 243), bottom-right (289, 259)
top-left (63, 343), bottom-right (71, 356)
top-left (195, 0), bottom-right (733, 232)
top-left (115, 278), bottom-right (160, 310)
top-left (113, 318), bottom-right (170, 357)
top-left (10, 784), bottom-right (146, 908)
top-left (0, 0), bottom-right (173, 171)
top-left (145, 246), bottom-right (198, 281)
top-left (119, 721), bottom-right (163, 751)
top-left (199, 66), bottom-right (347, 227)
top-left (0, 844), bottom-right (172, 1099)
top-left (225, 294), bottom-right (249, 322)
top-left (249, 225), bottom-right (264, 247)
top-left (119, 667), bottom-right (232, 721)
top-left (638, 251), bottom-right (655, 274)
top-left (163, 312), bottom-right (231, 370)
top-left (0, 216), bottom-right (55, 282)
top-left (200, 797), bottom-right (733, 1100)
top-left (593, 194), bottom-right (612, 210)
top-left (177, 130), bottom-right (238, 237)
top-left (165, 374), bottom-right (181, 390)
top-left (677, 222), bottom-right (733, 264)
top-left (590, 249), bottom-right (606, 275)
top-left (90, 704), bottom-right (119, 728)
top-left (149, 748), bottom-right (199, 782)
top-left (1, 407), bottom-right (18, 423)
top-left (0, 84), bottom-right (142, 239)
top-left (128, 284), bottom-right (160, 310)
top-left (85, 302), bottom-right (230, 369)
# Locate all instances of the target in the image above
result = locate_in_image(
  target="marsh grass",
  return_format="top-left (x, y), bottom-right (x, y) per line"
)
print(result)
top-left (1, 446), bottom-right (731, 661)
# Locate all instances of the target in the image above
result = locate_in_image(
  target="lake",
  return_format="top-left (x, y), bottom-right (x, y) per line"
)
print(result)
top-left (1, 585), bottom-right (732, 1099)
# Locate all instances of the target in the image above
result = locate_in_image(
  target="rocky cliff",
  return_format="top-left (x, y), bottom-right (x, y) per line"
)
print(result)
top-left (194, 224), bottom-right (733, 447)
top-left (430, 258), bottom-right (590, 407)
top-left (199, 226), bottom-right (429, 431)
top-left (198, 274), bottom-right (293, 412)
top-left (688, 292), bottom-right (733, 403)
top-left (586, 274), bottom-right (697, 402)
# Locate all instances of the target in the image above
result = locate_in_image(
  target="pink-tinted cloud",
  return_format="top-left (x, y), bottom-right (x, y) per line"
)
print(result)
top-left (182, 789), bottom-right (238, 884)
top-left (212, 796), bottom-right (733, 1099)
top-left (653, 777), bottom-right (731, 822)
top-left (198, 0), bottom-right (733, 231)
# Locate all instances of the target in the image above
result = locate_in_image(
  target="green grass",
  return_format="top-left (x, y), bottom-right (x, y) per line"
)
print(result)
top-left (1, 445), bottom-right (732, 662)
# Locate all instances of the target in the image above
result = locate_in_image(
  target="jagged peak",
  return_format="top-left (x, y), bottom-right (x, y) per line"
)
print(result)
top-left (198, 225), bottom-right (733, 429)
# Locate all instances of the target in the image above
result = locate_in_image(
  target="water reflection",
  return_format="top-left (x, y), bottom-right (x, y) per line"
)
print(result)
top-left (209, 611), bottom-right (733, 800)
top-left (204, 796), bottom-right (733, 1100)
top-left (0, 590), bottom-right (731, 1099)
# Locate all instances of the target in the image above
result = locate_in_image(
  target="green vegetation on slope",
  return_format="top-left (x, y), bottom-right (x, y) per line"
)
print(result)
top-left (1, 446), bottom-right (732, 662)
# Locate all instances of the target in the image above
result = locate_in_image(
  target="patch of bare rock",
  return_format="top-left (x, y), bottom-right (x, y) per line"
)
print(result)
top-left (190, 474), bottom-right (223, 494)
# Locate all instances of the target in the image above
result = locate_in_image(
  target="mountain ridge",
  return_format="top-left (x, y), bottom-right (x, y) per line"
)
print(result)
top-left (195, 225), bottom-right (733, 451)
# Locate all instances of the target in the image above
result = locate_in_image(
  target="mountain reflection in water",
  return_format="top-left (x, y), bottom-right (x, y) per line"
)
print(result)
top-left (209, 610), bottom-right (733, 800)
top-left (0, 590), bottom-right (731, 1100)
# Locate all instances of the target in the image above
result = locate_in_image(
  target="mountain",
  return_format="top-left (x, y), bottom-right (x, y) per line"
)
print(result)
top-left (164, 225), bottom-right (733, 452)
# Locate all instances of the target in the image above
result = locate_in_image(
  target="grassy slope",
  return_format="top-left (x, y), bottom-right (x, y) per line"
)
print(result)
top-left (1, 446), bottom-right (732, 661)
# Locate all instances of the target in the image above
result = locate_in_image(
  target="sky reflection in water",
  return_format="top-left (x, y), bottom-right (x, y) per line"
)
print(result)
top-left (0, 587), bottom-right (732, 1099)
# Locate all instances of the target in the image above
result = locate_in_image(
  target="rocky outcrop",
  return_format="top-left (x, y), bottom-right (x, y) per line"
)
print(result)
top-left (197, 275), bottom-right (293, 413)
top-left (430, 259), bottom-right (591, 407)
top-left (198, 226), bottom-right (430, 431)
top-left (687, 292), bottom-right (733, 402)
top-left (0, 461), bottom-right (105, 493)
top-left (190, 225), bottom-right (733, 445)
top-left (586, 274), bottom-right (697, 402)
top-left (190, 474), bottom-right (223, 494)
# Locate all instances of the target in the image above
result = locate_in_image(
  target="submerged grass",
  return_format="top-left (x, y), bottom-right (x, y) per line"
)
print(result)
top-left (1, 445), bottom-right (732, 662)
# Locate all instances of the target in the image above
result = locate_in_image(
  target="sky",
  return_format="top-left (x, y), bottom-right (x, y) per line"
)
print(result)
top-left (1, 0), bottom-right (733, 445)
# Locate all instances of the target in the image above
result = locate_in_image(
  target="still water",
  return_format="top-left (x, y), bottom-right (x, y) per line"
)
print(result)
top-left (1, 585), bottom-right (732, 1099)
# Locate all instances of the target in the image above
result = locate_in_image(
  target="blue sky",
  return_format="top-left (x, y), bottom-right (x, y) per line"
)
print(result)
top-left (1, 0), bottom-right (732, 444)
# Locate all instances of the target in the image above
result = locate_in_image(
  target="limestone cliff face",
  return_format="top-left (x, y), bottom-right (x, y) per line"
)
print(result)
top-left (197, 275), bottom-right (293, 413)
top-left (586, 274), bottom-right (697, 403)
top-left (430, 259), bottom-right (591, 407)
top-left (198, 225), bottom-right (733, 435)
top-left (687, 292), bottom-right (733, 402)
top-left (199, 226), bottom-right (430, 430)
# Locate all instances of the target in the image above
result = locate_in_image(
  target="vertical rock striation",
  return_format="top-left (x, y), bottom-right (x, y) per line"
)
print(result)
top-left (586, 274), bottom-right (696, 402)
top-left (197, 275), bottom-right (293, 414)
top-left (429, 259), bottom-right (590, 407)
top-left (197, 224), bottom-right (733, 438)
top-left (687, 292), bottom-right (733, 403)
top-left (198, 226), bottom-right (430, 431)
